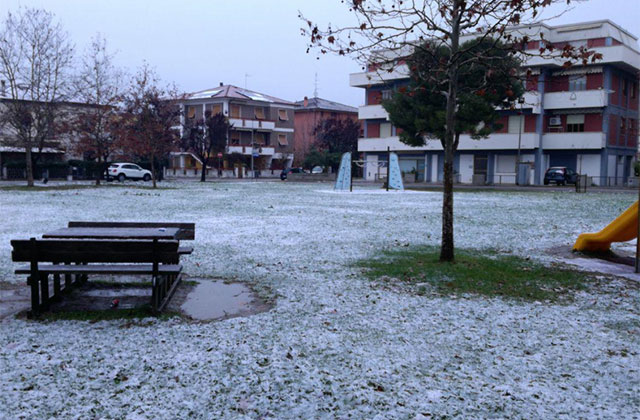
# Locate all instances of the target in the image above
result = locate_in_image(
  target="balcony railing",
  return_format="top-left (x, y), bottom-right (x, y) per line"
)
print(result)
top-left (544, 90), bottom-right (608, 110)
top-left (350, 65), bottom-right (410, 87)
top-left (358, 133), bottom-right (540, 152)
top-left (358, 104), bottom-right (389, 120)
top-left (542, 132), bottom-right (605, 149)
top-left (227, 145), bottom-right (275, 155)
top-left (229, 118), bottom-right (276, 130)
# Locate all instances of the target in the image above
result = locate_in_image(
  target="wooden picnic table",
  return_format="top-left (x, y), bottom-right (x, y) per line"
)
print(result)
top-left (42, 227), bottom-right (181, 240)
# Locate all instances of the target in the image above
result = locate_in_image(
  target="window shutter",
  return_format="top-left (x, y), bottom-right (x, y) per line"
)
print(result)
top-left (566, 114), bottom-right (585, 124)
top-left (278, 134), bottom-right (288, 146)
top-left (278, 109), bottom-right (288, 121)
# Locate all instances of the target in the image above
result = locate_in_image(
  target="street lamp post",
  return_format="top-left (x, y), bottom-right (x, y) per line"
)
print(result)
top-left (515, 96), bottom-right (525, 185)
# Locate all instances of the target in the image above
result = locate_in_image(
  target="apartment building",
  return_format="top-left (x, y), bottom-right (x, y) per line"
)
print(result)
top-left (293, 96), bottom-right (359, 166)
top-left (351, 20), bottom-right (640, 185)
top-left (179, 84), bottom-right (295, 176)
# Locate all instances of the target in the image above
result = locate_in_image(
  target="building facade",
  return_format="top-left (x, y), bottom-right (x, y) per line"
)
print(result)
top-left (293, 96), bottom-right (359, 166)
top-left (351, 20), bottom-right (640, 185)
top-left (179, 84), bottom-right (295, 177)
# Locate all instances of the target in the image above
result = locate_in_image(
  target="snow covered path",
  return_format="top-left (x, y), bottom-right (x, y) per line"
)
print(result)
top-left (1, 182), bottom-right (638, 419)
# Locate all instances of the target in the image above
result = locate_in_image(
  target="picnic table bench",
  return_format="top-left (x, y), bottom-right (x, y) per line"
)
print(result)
top-left (11, 221), bottom-right (196, 317)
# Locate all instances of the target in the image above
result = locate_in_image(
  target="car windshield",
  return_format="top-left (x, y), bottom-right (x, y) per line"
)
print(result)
top-left (548, 169), bottom-right (564, 174)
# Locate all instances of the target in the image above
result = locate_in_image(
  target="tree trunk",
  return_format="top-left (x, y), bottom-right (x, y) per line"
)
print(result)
top-left (439, 0), bottom-right (462, 262)
top-left (151, 151), bottom-right (157, 189)
top-left (25, 146), bottom-right (34, 187)
top-left (95, 155), bottom-right (102, 186)
top-left (200, 156), bottom-right (207, 182)
top-left (440, 143), bottom-right (455, 261)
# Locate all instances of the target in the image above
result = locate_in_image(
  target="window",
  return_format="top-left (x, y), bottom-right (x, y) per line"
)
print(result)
top-left (620, 117), bottom-right (626, 134)
top-left (254, 132), bottom-right (265, 145)
top-left (254, 107), bottom-right (265, 120)
top-left (623, 80), bottom-right (628, 96)
top-left (382, 89), bottom-right (393, 100)
top-left (568, 75), bottom-right (586, 92)
top-left (187, 106), bottom-right (196, 119)
top-left (278, 134), bottom-right (288, 146)
top-left (230, 105), bottom-right (240, 118)
top-left (567, 114), bottom-right (585, 132)
top-left (278, 109), bottom-right (288, 121)
top-left (496, 155), bottom-right (516, 173)
top-left (206, 103), bottom-right (222, 116)
top-left (631, 82), bottom-right (637, 99)
top-left (507, 115), bottom-right (524, 134)
top-left (380, 123), bottom-right (392, 138)
top-left (230, 131), bottom-right (241, 145)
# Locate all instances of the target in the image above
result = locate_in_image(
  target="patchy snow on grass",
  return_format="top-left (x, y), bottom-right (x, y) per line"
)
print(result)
top-left (1, 182), bottom-right (639, 419)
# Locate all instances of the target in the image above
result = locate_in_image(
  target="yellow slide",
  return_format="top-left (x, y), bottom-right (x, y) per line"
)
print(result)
top-left (573, 201), bottom-right (638, 252)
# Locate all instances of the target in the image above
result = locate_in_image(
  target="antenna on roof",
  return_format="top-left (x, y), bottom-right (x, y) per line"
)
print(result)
top-left (314, 72), bottom-right (319, 98)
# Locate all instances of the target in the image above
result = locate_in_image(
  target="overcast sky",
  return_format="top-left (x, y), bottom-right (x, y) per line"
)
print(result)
top-left (1, 0), bottom-right (638, 107)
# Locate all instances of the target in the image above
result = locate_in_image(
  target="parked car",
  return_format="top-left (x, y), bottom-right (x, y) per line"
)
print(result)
top-left (280, 167), bottom-right (305, 180)
top-left (311, 166), bottom-right (324, 174)
top-left (544, 166), bottom-right (578, 185)
top-left (106, 163), bottom-right (152, 182)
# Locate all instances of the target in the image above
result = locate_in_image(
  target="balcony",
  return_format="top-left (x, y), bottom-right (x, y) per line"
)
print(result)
top-left (358, 133), bottom-right (540, 152)
top-left (543, 90), bottom-right (608, 110)
top-left (358, 104), bottom-right (389, 120)
top-left (523, 45), bottom-right (640, 72)
top-left (350, 65), bottom-right (410, 87)
top-left (542, 132), bottom-right (605, 150)
top-left (229, 118), bottom-right (276, 130)
top-left (227, 146), bottom-right (275, 155)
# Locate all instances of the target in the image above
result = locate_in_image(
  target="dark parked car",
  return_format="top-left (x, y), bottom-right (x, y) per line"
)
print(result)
top-left (544, 166), bottom-right (578, 185)
top-left (280, 167), bottom-right (305, 180)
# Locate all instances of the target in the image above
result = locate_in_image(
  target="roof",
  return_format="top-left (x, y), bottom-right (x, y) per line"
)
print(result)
top-left (184, 85), bottom-right (293, 105)
top-left (294, 97), bottom-right (358, 113)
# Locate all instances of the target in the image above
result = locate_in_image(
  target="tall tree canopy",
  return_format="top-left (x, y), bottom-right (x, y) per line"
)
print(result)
top-left (181, 112), bottom-right (232, 182)
top-left (384, 38), bottom-right (525, 149)
top-left (0, 8), bottom-right (74, 186)
top-left (302, 0), bottom-right (599, 261)
top-left (121, 64), bottom-right (181, 188)
top-left (305, 117), bottom-right (360, 172)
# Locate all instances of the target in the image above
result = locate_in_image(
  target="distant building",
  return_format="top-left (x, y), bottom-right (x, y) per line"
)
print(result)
top-left (0, 98), bottom-right (101, 179)
top-left (351, 20), bottom-right (640, 185)
top-left (293, 96), bottom-right (360, 166)
top-left (178, 84), bottom-right (295, 178)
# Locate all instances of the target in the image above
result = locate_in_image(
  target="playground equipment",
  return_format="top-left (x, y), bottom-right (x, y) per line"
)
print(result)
top-left (573, 201), bottom-right (638, 252)
top-left (334, 151), bottom-right (404, 191)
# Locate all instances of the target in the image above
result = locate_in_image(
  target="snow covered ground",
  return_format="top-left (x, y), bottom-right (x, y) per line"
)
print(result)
top-left (1, 182), bottom-right (639, 419)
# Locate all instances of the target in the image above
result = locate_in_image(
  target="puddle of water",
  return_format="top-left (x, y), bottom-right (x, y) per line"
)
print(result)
top-left (181, 280), bottom-right (259, 321)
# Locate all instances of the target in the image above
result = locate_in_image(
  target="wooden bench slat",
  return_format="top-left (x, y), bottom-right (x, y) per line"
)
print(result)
top-left (178, 246), bottom-right (193, 255)
top-left (11, 240), bottom-right (180, 263)
top-left (68, 221), bottom-right (195, 240)
top-left (15, 264), bottom-right (182, 275)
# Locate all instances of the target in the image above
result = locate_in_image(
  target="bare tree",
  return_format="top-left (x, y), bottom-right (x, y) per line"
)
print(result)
top-left (0, 8), bottom-right (74, 186)
top-left (66, 34), bottom-right (124, 185)
top-left (181, 112), bottom-right (232, 182)
top-left (121, 64), bottom-right (181, 188)
top-left (301, 0), bottom-right (599, 261)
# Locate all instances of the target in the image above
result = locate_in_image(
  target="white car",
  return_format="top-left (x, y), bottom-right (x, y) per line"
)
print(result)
top-left (107, 163), bottom-right (152, 182)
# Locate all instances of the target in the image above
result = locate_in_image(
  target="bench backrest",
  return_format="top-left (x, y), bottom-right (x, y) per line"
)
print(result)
top-left (11, 239), bottom-right (180, 264)
top-left (68, 221), bottom-right (195, 240)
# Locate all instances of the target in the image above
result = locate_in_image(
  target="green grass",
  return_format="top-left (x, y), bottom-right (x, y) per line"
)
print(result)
top-left (357, 246), bottom-right (590, 301)
top-left (38, 305), bottom-right (182, 322)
